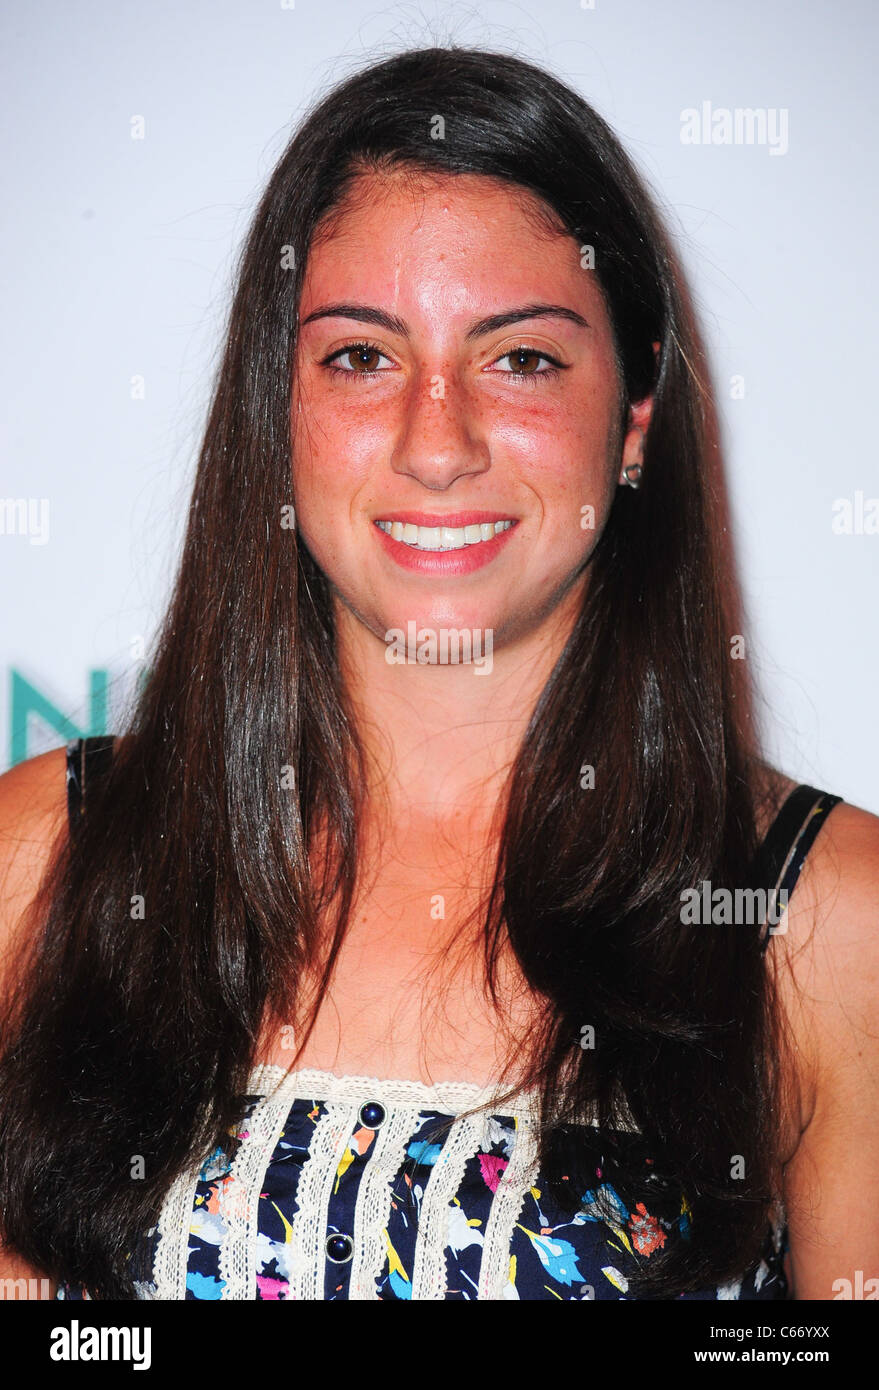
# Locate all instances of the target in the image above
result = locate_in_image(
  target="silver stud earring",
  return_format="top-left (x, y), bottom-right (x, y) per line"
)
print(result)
top-left (620, 425), bottom-right (645, 488)
top-left (621, 462), bottom-right (643, 489)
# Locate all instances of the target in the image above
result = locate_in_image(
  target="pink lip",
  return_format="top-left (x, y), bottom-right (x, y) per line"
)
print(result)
top-left (372, 516), bottom-right (519, 575)
top-left (374, 510), bottom-right (517, 526)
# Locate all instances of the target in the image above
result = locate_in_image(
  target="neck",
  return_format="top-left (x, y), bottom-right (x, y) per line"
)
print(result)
top-left (334, 583), bottom-right (585, 835)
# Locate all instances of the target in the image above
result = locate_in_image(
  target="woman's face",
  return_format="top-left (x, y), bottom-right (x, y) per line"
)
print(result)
top-left (292, 169), bottom-right (649, 653)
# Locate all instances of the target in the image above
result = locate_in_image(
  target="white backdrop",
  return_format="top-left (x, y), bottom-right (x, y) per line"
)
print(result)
top-left (2, 0), bottom-right (877, 810)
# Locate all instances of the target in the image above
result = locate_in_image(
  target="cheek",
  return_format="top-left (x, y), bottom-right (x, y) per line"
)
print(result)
top-left (491, 404), bottom-right (615, 525)
top-left (291, 399), bottom-right (382, 518)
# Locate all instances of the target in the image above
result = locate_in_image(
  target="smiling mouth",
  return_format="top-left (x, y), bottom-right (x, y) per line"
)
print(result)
top-left (373, 519), bottom-right (516, 551)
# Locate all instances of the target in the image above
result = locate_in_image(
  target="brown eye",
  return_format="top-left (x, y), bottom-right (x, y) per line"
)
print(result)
top-left (490, 346), bottom-right (565, 381)
top-left (345, 346), bottom-right (383, 372)
top-left (508, 348), bottom-right (542, 374)
top-left (322, 342), bottom-right (394, 378)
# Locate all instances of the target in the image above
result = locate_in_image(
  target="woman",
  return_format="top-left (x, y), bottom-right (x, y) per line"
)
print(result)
top-left (0, 46), bottom-right (876, 1302)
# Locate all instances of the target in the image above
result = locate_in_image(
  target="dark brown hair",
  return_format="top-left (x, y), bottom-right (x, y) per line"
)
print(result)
top-left (0, 45), bottom-right (786, 1298)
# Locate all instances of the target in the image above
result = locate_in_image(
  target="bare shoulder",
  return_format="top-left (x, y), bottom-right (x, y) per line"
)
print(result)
top-left (770, 792), bottom-right (879, 1298)
top-left (773, 795), bottom-right (879, 1110)
top-left (0, 746), bottom-right (70, 970)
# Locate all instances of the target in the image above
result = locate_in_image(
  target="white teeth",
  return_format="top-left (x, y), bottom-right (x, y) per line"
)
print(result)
top-left (375, 519), bottom-right (514, 551)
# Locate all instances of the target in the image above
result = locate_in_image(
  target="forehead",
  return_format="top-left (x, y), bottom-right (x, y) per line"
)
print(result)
top-left (300, 169), bottom-right (608, 324)
top-left (313, 166), bottom-right (566, 238)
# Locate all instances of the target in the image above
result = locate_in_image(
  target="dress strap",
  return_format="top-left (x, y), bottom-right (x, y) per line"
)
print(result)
top-left (753, 784), bottom-right (843, 953)
top-left (65, 736), bottom-right (116, 833)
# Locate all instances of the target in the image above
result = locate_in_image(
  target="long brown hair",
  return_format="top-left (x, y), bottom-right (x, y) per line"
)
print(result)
top-left (0, 45), bottom-right (786, 1298)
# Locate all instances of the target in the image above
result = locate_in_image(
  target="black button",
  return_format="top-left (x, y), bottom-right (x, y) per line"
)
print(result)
top-left (359, 1100), bottom-right (386, 1129)
top-left (325, 1233), bottom-right (354, 1264)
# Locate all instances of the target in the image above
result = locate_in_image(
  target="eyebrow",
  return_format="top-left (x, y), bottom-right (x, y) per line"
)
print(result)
top-left (298, 302), bottom-right (590, 338)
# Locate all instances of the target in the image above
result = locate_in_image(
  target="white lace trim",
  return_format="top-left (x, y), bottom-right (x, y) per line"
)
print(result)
top-left (287, 1101), bottom-right (359, 1299)
top-left (245, 1063), bottom-right (536, 1118)
top-left (478, 1114), bottom-right (541, 1300)
top-left (152, 1159), bottom-right (205, 1299)
top-left (348, 1104), bottom-right (419, 1300)
top-left (410, 1110), bottom-right (488, 1300)
top-left (217, 1093), bottom-right (298, 1300)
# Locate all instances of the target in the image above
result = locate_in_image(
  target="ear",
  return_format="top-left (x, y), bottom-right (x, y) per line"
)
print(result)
top-left (618, 341), bottom-right (660, 483)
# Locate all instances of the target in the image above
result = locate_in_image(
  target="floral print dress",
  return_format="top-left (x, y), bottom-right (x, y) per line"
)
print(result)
top-left (57, 1064), bottom-right (787, 1302)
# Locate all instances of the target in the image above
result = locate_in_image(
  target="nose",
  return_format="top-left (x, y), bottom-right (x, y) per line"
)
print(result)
top-left (389, 366), bottom-right (491, 490)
